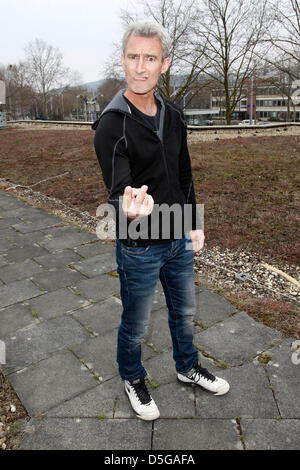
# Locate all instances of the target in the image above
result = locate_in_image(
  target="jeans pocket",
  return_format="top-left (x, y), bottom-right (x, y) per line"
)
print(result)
top-left (122, 245), bottom-right (151, 256)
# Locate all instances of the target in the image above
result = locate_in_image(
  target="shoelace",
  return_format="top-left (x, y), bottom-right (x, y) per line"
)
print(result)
top-left (191, 363), bottom-right (216, 383)
top-left (130, 378), bottom-right (151, 404)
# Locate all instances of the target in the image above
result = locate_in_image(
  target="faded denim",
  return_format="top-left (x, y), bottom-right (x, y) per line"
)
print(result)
top-left (116, 237), bottom-right (198, 381)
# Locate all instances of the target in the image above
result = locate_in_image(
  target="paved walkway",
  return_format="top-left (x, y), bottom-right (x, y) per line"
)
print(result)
top-left (0, 190), bottom-right (299, 450)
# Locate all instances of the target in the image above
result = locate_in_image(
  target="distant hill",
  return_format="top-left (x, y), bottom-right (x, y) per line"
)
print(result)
top-left (82, 80), bottom-right (106, 92)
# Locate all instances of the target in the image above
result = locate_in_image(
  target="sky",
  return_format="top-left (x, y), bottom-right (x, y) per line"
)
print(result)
top-left (0, 0), bottom-right (143, 84)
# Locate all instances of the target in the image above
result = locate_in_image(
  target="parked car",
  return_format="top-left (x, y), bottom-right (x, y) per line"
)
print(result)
top-left (238, 120), bottom-right (256, 126)
top-left (200, 120), bottom-right (214, 126)
top-left (258, 121), bottom-right (270, 125)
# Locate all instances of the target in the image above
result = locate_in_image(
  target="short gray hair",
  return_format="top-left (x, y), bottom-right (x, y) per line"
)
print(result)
top-left (122, 20), bottom-right (171, 60)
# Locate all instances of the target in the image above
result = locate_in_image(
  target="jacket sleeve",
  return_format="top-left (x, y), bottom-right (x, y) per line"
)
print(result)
top-left (94, 112), bottom-right (132, 218)
top-left (178, 116), bottom-right (203, 231)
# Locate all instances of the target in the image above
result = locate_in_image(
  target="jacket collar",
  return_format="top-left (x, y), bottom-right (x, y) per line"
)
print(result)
top-left (94, 88), bottom-right (165, 141)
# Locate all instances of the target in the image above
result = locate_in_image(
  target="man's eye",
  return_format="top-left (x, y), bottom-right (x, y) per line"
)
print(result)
top-left (148, 57), bottom-right (155, 62)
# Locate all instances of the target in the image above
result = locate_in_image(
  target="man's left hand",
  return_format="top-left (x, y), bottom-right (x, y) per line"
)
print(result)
top-left (190, 229), bottom-right (205, 253)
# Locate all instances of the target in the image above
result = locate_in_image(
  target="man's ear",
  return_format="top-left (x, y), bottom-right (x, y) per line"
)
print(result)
top-left (161, 57), bottom-right (171, 74)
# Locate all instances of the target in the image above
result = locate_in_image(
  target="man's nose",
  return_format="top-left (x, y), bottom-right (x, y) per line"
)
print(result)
top-left (136, 56), bottom-right (146, 74)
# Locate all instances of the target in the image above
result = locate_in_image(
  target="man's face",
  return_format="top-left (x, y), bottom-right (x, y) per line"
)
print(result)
top-left (121, 34), bottom-right (170, 96)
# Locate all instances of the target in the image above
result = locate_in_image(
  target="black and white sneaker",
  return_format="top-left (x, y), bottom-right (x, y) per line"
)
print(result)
top-left (124, 376), bottom-right (160, 421)
top-left (177, 361), bottom-right (230, 396)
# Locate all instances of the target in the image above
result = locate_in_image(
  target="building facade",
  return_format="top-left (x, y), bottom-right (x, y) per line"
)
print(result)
top-left (211, 78), bottom-right (300, 122)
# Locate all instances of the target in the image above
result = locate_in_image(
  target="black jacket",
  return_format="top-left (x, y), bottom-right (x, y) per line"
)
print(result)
top-left (92, 89), bottom-right (201, 245)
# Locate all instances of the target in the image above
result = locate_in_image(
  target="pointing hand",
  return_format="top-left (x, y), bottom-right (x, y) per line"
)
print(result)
top-left (122, 185), bottom-right (154, 220)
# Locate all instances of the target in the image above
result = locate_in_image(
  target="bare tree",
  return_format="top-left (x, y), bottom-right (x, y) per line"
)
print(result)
top-left (97, 78), bottom-right (127, 107)
top-left (25, 38), bottom-right (69, 118)
top-left (0, 62), bottom-right (35, 119)
top-left (103, 0), bottom-right (209, 104)
top-left (264, 0), bottom-right (300, 80)
top-left (191, 0), bottom-right (272, 124)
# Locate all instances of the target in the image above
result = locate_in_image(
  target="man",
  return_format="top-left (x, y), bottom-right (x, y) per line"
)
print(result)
top-left (93, 20), bottom-right (229, 421)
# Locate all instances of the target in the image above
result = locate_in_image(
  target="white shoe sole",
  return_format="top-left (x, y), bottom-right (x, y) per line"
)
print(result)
top-left (135, 410), bottom-right (160, 421)
top-left (177, 375), bottom-right (230, 396)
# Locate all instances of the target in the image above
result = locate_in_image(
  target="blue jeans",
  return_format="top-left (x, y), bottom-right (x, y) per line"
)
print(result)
top-left (116, 237), bottom-right (198, 381)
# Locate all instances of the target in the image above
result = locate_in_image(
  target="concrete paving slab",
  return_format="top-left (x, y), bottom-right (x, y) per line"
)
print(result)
top-left (30, 266), bottom-right (86, 292)
top-left (72, 297), bottom-right (122, 335)
top-left (142, 349), bottom-right (177, 384)
top-left (15, 208), bottom-right (60, 224)
top-left (32, 248), bottom-right (83, 268)
top-left (0, 303), bottom-right (39, 337)
top-left (0, 228), bottom-right (47, 247)
top-left (152, 418), bottom-right (242, 450)
top-left (40, 224), bottom-right (93, 238)
top-left (25, 286), bottom-right (90, 320)
top-left (194, 288), bottom-right (237, 327)
top-left (19, 417), bottom-right (152, 450)
top-left (45, 377), bottom-right (121, 418)
top-left (0, 238), bottom-right (15, 253)
top-left (0, 216), bottom-right (24, 228)
top-left (40, 227), bottom-right (95, 252)
top-left (0, 196), bottom-right (34, 210)
top-left (266, 339), bottom-right (300, 418)
top-left (152, 382), bottom-right (196, 418)
top-left (2, 315), bottom-right (92, 374)
top-left (4, 244), bottom-right (49, 263)
top-left (70, 329), bottom-right (155, 382)
top-left (73, 273), bottom-right (120, 301)
top-left (0, 191), bottom-right (15, 201)
top-left (12, 215), bottom-right (61, 233)
top-left (7, 349), bottom-right (97, 416)
top-left (194, 362), bottom-right (279, 419)
top-left (38, 230), bottom-right (96, 251)
top-left (0, 206), bottom-right (57, 221)
top-left (0, 254), bottom-right (8, 267)
top-left (72, 253), bottom-right (117, 277)
top-left (194, 311), bottom-right (282, 366)
top-left (69, 330), bottom-right (120, 381)
top-left (0, 278), bottom-right (43, 308)
top-left (0, 258), bottom-right (46, 283)
top-left (73, 240), bottom-right (115, 258)
top-left (242, 418), bottom-right (300, 450)
top-left (0, 227), bottom-right (16, 239)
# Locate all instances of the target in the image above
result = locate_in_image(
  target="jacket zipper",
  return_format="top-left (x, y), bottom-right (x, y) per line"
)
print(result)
top-left (116, 111), bottom-right (173, 199)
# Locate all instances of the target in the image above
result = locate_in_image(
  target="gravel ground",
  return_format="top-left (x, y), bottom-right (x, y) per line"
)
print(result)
top-left (194, 245), bottom-right (299, 303)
